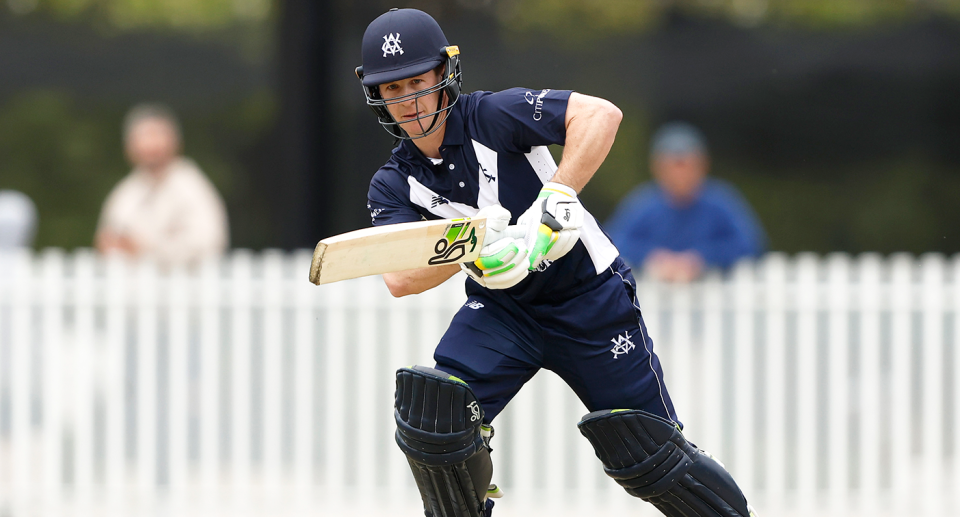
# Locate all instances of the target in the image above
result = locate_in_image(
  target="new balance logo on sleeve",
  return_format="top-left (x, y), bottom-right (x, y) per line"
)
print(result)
top-left (431, 195), bottom-right (450, 208)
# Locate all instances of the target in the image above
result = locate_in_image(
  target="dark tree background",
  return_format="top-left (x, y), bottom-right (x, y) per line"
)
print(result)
top-left (2, 0), bottom-right (959, 254)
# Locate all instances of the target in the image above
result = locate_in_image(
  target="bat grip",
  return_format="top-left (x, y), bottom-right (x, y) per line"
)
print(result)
top-left (483, 225), bottom-right (527, 247)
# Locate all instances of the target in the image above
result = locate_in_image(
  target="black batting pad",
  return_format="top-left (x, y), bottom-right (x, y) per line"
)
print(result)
top-left (578, 409), bottom-right (753, 517)
top-left (395, 366), bottom-right (493, 517)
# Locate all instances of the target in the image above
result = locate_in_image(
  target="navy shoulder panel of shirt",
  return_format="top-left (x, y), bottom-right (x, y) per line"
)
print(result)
top-left (367, 157), bottom-right (423, 226)
top-left (467, 88), bottom-right (571, 153)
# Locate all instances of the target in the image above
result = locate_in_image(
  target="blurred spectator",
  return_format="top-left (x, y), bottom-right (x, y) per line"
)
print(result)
top-left (605, 122), bottom-right (766, 282)
top-left (95, 104), bottom-right (229, 267)
top-left (0, 190), bottom-right (38, 249)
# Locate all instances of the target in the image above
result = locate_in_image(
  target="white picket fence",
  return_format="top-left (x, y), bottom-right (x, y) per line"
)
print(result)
top-left (0, 249), bottom-right (959, 517)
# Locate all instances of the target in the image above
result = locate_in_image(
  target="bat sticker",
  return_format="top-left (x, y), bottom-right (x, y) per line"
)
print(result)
top-left (428, 221), bottom-right (478, 265)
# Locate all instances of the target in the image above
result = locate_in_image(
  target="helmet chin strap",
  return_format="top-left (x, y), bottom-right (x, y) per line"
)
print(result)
top-left (410, 91), bottom-right (447, 139)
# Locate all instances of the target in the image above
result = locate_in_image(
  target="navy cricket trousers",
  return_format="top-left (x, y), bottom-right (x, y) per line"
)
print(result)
top-left (433, 264), bottom-right (679, 425)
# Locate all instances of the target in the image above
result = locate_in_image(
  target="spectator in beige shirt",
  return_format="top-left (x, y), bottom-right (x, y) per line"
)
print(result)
top-left (95, 104), bottom-right (229, 268)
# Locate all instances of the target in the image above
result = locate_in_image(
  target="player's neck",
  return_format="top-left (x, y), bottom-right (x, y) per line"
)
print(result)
top-left (411, 121), bottom-right (446, 160)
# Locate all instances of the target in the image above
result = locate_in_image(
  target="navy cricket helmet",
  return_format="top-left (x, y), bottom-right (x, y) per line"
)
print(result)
top-left (356, 8), bottom-right (462, 140)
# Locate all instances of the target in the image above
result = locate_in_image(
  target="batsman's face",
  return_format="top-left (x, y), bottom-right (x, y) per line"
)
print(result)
top-left (378, 69), bottom-right (445, 137)
top-left (652, 152), bottom-right (709, 206)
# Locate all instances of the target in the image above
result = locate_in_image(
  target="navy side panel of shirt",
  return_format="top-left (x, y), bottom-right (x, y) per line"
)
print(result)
top-left (365, 88), bottom-right (621, 303)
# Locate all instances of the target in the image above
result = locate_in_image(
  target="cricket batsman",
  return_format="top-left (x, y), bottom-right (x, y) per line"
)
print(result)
top-left (357, 8), bottom-right (757, 517)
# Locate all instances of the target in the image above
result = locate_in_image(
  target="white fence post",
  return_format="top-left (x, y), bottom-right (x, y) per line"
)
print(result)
top-left (699, 271), bottom-right (724, 461)
top-left (322, 279), bottom-right (347, 493)
top-left (72, 250), bottom-right (96, 504)
top-left (888, 253), bottom-right (912, 513)
top-left (856, 253), bottom-right (882, 512)
top-left (826, 253), bottom-right (851, 510)
top-left (261, 250), bottom-right (284, 498)
top-left (102, 255), bottom-right (128, 494)
top-left (291, 250), bottom-right (316, 498)
top-left (731, 260), bottom-right (756, 492)
top-left (197, 257), bottom-right (221, 499)
top-left (167, 263), bottom-right (190, 501)
top-left (954, 254), bottom-right (960, 513)
top-left (762, 253), bottom-right (787, 505)
top-left (794, 253), bottom-right (818, 509)
top-left (355, 276), bottom-right (381, 494)
top-left (10, 250), bottom-right (33, 502)
top-left (136, 258), bottom-right (160, 497)
top-left (40, 250), bottom-right (65, 507)
top-left (229, 251), bottom-right (253, 500)
top-left (919, 253), bottom-right (945, 514)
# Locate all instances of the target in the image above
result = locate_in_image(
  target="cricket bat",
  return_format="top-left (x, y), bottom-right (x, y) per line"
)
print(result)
top-left (309, 217), bottom-right (488, 285)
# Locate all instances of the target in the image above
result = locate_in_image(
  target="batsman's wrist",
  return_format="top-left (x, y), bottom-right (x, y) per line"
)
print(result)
top-left (542, 181), bottom-right (577, 198)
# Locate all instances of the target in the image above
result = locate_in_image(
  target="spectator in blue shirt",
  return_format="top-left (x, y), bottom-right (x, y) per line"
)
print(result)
top-left (605, 122), bottom-right (766, 282)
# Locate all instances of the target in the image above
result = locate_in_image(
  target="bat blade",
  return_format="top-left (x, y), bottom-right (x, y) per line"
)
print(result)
top-left (309, 217), bottom-right (488, 285)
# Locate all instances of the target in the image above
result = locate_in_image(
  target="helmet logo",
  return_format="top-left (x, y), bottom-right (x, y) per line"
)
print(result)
top-left (382, 33), bottom-right (403, 57)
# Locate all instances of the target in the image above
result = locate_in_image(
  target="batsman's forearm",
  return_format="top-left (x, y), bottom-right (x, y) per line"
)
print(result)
top-left (552, 93), bottom-right (623, 193)
top-left (383, 264), bottom-right (461, 297)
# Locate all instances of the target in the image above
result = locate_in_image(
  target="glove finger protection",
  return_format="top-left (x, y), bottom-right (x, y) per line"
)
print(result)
top-left (460, 205), bottom-right (530, 289)
top-left (519, 182), bottom-right (584, 270)
top-left (476, 204), bottom-right (511, 237)
top-left (543, 226), bottom-right (579, 262)
top-left (461, 236), bottom-right (530, 289)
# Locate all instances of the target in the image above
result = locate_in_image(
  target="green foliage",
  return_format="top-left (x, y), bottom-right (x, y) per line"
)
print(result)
top-left (764, 0), bottom-right (916, 28)
top-left (716, 158), bottom-right (960, 254)
top-left (0, 91), bottom-right (126, 249)
top-left (497, 0), bottom-right (660, 40)
top-left (499, 0), bottom-right (957, 38)
top-left (34, 0), bottom-right (272, 29)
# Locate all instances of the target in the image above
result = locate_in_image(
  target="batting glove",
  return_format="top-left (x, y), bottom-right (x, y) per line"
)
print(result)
top-left (518, 182), bottom-right (584, 270)
top-left (461, 205), bottom-right (530, 290)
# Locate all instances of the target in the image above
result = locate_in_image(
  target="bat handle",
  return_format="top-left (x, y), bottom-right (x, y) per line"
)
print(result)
top-left (484, 225), bottom-right (527, 247)
top-left (504, 225), bottom-right (527, 240)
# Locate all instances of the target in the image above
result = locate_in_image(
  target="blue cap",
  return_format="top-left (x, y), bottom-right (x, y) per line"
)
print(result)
top-left (650, 122), bottom-right (708, 157)
top-left (360, 9), bottom-right (450, 87)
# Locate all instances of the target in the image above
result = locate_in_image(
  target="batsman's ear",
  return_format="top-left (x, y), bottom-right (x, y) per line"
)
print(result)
top-left (355, 66), bottom-right (364, 80)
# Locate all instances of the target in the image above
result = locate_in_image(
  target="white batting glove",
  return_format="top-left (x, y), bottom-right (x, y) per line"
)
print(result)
top-left (518, 182), bottom-right (584, 270)
top-left (461, 205), bottom-right (530, 289)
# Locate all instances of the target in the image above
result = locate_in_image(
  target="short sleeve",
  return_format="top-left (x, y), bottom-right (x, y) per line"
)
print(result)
top-left (367, 170), bottom-right (423, 227)
top-left (473, 88), bottom-right (573, 153)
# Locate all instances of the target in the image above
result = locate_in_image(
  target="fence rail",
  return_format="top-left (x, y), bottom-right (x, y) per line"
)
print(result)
top-left (0, 250), bottom-right (958, 516)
